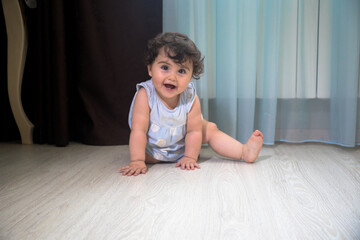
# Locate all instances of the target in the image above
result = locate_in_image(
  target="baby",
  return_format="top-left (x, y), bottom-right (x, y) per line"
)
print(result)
top-left (119, 32), bottom-right (263, 176)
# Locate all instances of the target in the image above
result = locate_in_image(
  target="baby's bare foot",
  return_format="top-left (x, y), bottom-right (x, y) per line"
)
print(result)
top-left (242, 130), bottom-right (263, 163)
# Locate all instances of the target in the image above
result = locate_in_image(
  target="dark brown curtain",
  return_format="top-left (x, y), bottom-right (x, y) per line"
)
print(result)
top-left (1, 0), bottom-right (162, 146)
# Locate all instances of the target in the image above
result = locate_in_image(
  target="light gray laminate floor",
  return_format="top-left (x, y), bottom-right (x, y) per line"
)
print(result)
top-left (0, 142), bottom-right (359, 240)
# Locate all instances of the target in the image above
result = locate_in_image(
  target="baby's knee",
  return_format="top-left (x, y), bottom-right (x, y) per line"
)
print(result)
top-left (202, 121), bottom-right (218, 143)
top-left (207, 121), bottom-right (218, 133)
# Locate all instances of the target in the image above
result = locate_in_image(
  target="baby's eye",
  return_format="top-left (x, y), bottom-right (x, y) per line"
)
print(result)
top-left (161, 65), bottom-right (169, 70)
top-left (178, 69), bottom-right (186, 74)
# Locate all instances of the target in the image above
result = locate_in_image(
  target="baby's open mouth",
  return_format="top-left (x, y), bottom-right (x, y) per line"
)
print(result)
top-left (164, 84), bottom-right (176, 89)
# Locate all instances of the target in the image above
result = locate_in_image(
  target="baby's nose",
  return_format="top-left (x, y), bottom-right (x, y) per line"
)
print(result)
top-left (168, 71), bottom-right (177, 81)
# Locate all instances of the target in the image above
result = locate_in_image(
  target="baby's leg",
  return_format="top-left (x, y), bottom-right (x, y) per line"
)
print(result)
top-left (202, 119), bottom-right (263, 163)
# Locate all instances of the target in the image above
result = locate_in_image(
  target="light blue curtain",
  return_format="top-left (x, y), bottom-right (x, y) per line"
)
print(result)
top-left (163, 0), bottom-right (360, 147)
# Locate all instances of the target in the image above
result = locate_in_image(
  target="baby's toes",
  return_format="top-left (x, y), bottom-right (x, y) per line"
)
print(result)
top-left (254, 130), bottom-right (263, 137)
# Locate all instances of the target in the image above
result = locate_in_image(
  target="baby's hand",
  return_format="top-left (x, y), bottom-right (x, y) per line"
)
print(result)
top-left (118, 160), bottom-right (147, 176)
top-left (176, 156), bottom-right (200, 170)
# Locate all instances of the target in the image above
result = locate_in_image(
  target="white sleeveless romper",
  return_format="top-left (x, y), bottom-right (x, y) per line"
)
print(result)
top-left (128, 79), bottom-right (196, 162)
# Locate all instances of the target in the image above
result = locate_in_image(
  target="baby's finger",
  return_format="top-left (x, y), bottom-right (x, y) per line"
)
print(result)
top-left (124, 167), bottom-right (133, 176)
top-left (186, 163), bottom-right (191, 170)
top-left (118, 166), bottom-right (128, 172)
top-left (175, 162), bottom-right (181, 168)
top-left (181, 163), bottom-right (186, 170)
top-left (190, 163), bottom-right (195, 170)
top-left (122, 168), bottom-right (130, 176)
top-left (127, 168), bottom-right (137, 176)
top-left (134, 168), bottom-right (141, 176)
top-left (195, 163), bottom-right (200, 169)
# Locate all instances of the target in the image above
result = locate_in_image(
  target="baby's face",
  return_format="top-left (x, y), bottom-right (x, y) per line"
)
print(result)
top-left (147, 48), bottom-right (193, 107)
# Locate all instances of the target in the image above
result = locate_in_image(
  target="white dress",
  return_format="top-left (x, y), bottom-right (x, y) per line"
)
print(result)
top-left (128, 79), bottom-right (196, 162)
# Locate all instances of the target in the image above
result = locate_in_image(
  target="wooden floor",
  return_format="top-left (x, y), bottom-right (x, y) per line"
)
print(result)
top-left (0, 142), bottom-right (359, 240)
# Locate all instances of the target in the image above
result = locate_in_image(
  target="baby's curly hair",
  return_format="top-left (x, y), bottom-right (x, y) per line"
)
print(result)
top-left (144, 32), bottom-right (204, 80)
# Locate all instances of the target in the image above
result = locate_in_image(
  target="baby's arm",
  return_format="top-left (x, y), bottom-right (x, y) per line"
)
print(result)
top-left (176, 95), bottom-right (202, 170)
top-left (118, 88), bottom-right (150, 176)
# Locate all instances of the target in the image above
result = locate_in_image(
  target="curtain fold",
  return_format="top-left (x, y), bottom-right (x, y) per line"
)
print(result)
top-left (163, 0), bottom-right (360, 147)
top-left (255, 0), bottom-right (282, 144)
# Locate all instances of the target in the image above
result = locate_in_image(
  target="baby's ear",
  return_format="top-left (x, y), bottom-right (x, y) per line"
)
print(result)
top-left (147, 65), bottom-right (152, 77)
